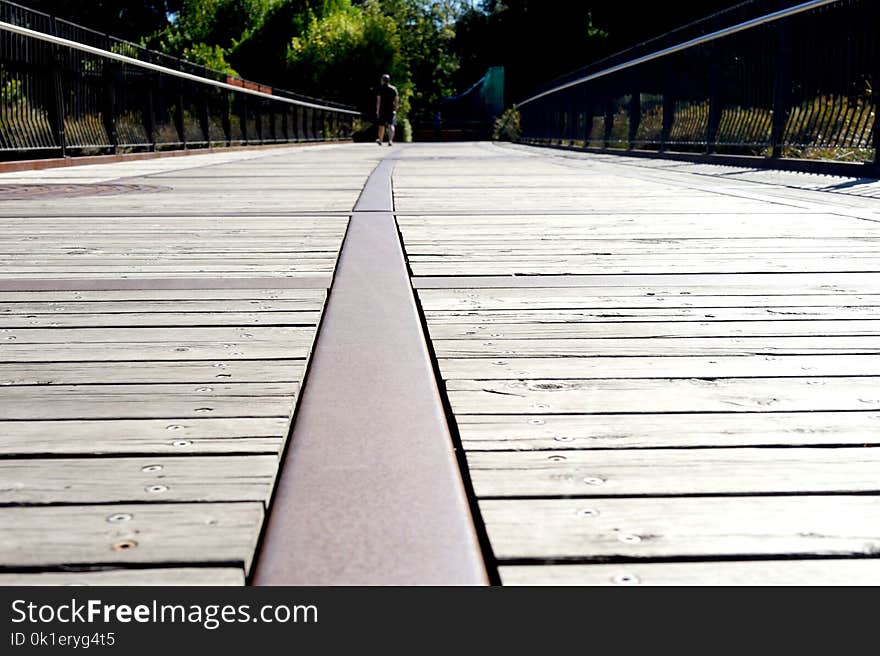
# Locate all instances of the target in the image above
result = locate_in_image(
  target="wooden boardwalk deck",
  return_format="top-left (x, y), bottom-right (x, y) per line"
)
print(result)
top-left (2, 141), bottom-right (880, 585)
top-left (0, 145), bottom-right (379, 585)
top-left (398, 143), bottom-right (880, 585)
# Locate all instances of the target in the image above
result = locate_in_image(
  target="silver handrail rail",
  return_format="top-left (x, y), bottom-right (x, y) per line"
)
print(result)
top-left (0, 19), bottom-right (361, 116)
top-left (517, 0), bottom-right (840, 108)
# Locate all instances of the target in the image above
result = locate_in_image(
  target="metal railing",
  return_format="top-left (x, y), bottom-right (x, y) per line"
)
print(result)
top-left (0, 1), bottom-right (360, 159)
top-left (518, 0), bottom-right (878, 174)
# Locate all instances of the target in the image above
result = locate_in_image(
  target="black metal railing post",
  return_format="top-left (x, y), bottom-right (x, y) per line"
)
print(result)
top-left (628, 87), bottom-right (641, 150)
top-left (221, 91), bottom-right (232, 146)
top-left (47, 17), bottom-right (67, 157)
top-left (102, 54), bottom-right (119, 154)
top-left (706, 45), bottom-right (722, 154)
top-left (660, 85), bottom-right (675, 152)
top-left (871, 3), bottom-right (879, 171)
top-left (240, 95), bottom-right (249, 143)
top-left (603, 98), bottom-right (614, 149)
top-left (770, 22), bottom-right (794, 159)
top-left (198, 87), bottom-right (210, 145)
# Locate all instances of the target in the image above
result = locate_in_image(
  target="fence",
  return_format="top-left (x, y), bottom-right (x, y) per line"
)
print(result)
top-left (518, 0), bottom-right (878, 174)
top-left (0, 1), bottom-right (359, 159)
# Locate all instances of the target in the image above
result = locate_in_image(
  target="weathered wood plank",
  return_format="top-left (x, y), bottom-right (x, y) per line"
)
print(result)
top-left (429, 320), bottom-right (880, 340)
top-left (0, 568), bottom-right (246, 586)
top-left (499, 560), bottom-right (880, 586)
top-left (480, 496), bottom-right (880, 560)
top-left (419, 292), bottom-right (880, 312)
top-left (446, 377), bottom-right (880, 414)
top-left (433, 336), bottom-right (880, 358)
top-left (0, 383), bottom-right (298, 419)
top-left (468, 448), bottom-right (880, 497)
top-left (0, 342), bottom-right (309, 361)
top-left (423, 306), bottom-right (880, 322)
top-left (0, 312), bottom-right (322, 328)
top-left (0, 418), bottom-right (289, 455)
top-left (0, 300), bottom-right (324, 314)
top-left (0, 503), bottom-right (264, 570)
top-left (0, 361), bottom-right (304, 385)
top-left (0, 326), bottom-right (314, 344)
top-left (437, 354), bottom-right (880, 380)
top-left (455, 411), bottom-right (880, 450)
top-left (0, 456), bottom-right (277, 504)
top-left (0, 290), bottom-right (328, 302)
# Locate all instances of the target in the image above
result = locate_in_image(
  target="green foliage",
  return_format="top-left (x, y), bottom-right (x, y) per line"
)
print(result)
top-left (286, 1), bottom-right (409, 113)
top-left (183, 43), bottom-right (239, 75)
top-left (492, 105), bottom-right (520, 141)
top-left (21, 1), bottom-right (180, 42)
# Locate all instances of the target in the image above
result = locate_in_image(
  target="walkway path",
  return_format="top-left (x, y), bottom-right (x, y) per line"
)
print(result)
top-left (2, 142), bottom-right (880, 585)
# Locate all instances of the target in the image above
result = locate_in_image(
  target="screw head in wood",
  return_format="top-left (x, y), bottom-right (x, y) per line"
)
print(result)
top-left (619, 534), bottom-right (642, 544)
top-left (613, 573), bottom-right (640, 585)
top-left (579, 509), bottom-right (600, 518)
top-left (112, 539), bottom-right (138, 551)
top-left (583, 476), bottom-right (605, 486)
top-left (107, 513), bottom-right (132, 523)
top-left (141, 464), bottom-right (163, 473)
top-left (145, 484), bottom-right (168, 494)
top-left (172, 439), bottom-right (192, 447)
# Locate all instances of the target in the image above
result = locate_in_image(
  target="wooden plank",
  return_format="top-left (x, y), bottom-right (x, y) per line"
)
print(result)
top-left (408, 259), bottom-right (880, 275)
top-left (0, 342), bottom-right (309, 361)
top-left (0, 326), bottom-right (314, 344)
top-left (0, 503), bottom-right (264, 570)
top-left (419, 293), bottom-right (880, 312)
top-left (0, 383), bottom-right (297, 420)
top-left (455, 411), bottom-right (880, 450)
top-left (0, 567), bottom-right (246, 586)
top-left (428, 320), bottom-right (880, 340)
top-left (0, 289), bottom-right (328, 302)
top-left (499, 560), bottom-right (880, 586)
top-left (0, 361), bottom-right (304, 385)
top-left (480, 496), bottom-right (880, 560)
top-left (0, 418), bottom-right (289, 455)
top-left (423, 306), bottom-right (880, 322)
top-left (446, 377), bottom-right (880, 414)
top-left (0, 300), bottom-right (324, 314)
top-left (433, 336), bottom-right (880, 358)
top-left (437, 354), bottom-right (880, 380)
top-left (0, 456), bottom-right (277, 504)
top-left (467, 448), bottom-right (880, 497)
top-left (0, 312), bottom-right (322, 328)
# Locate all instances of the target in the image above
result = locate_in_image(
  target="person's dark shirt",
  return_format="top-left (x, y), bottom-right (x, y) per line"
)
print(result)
top-left (376, 84), bottom-right (398, 114)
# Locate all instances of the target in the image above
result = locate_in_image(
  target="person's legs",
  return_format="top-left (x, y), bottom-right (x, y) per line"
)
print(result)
top-left (388, 123), bottom-right (395, 146)
top-left (376, 124), bottom-right (385, 144)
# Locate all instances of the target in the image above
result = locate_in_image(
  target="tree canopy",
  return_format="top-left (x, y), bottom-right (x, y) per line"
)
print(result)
top-left (28, 0), bottom-right (743, 126)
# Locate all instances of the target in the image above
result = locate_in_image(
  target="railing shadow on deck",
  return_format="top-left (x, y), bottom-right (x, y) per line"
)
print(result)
top-left (517, 0), bottom-right (879, 177)
top-left (0, 0), bottom-right (361, 161)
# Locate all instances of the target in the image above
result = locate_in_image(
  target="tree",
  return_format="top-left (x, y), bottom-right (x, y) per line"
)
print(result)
top-left (21, 1), bottom-right (180, 42)
top-left (286, 0), bottom-right (407, 112)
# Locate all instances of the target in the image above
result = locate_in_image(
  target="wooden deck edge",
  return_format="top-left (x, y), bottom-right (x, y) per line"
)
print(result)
top-left (251, 153), bottom-right (489, 585)
top-left (0, 141), bottom-right (353, 174)
top-left (512, 140), bottom-right (880, 179)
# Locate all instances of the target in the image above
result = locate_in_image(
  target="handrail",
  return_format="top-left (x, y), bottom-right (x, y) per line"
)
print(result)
top-left (0, 19), bottom-right (360, 116)
top-left (518, 0), bottom-right (840, 107)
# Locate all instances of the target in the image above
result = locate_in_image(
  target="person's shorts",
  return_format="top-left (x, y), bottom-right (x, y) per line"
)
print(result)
top-left (379, 112), bottom-right (397, 127)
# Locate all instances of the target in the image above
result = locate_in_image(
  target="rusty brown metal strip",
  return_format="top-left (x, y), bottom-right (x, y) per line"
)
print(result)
top-left (0, 277), bottom-right (331, 291)
top-left (251, 156), bottom-right (488, 585)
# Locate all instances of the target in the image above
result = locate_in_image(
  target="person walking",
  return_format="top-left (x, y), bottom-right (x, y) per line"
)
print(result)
top-left (375, 73), bottom-right (399, 146)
